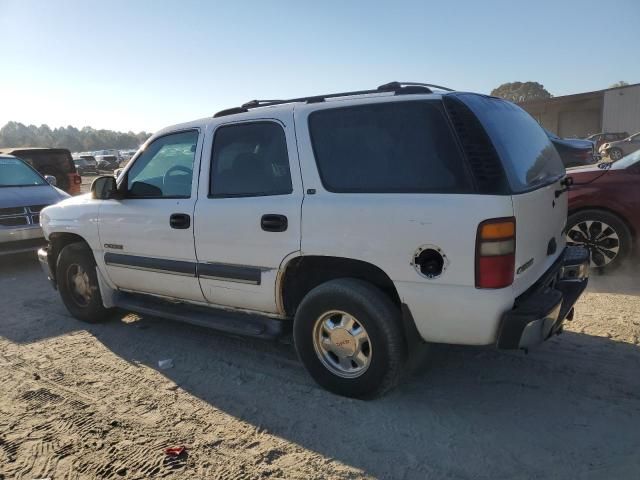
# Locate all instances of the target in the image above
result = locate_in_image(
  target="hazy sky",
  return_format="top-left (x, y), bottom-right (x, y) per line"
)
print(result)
top-left (1, 0), bottom-right (638, 133)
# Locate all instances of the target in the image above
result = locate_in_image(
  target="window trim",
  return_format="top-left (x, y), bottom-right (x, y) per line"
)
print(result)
top-left (207, 120), bottom-right (293, 199)
top-left (307, 99), bottom-right (475, 194)
top-left (121, 128), bottom-right (200, 200)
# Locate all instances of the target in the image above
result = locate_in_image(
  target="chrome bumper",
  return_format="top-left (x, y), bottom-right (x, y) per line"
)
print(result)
top-left (0, 226), bottom-right (46, 256)
top-left (38, 247), bottom-right (57, 289)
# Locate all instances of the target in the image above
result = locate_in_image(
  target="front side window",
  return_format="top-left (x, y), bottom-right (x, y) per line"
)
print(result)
top-left (309, 101), bottom-right (472, 193)
top-left (127, 130), bottom-right (199, 198)
top-left (210, 122), bottom-right (292, 197)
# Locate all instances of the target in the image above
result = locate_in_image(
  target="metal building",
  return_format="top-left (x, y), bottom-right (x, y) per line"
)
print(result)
top-left (519, 83), bottom-right (640, 138)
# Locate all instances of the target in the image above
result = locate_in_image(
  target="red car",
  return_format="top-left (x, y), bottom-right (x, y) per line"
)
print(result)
top-left (567, 151), bottom-right (640, 271)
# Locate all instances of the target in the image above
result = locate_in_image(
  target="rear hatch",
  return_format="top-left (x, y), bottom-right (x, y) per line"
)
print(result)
top-left (447, 94), bottom-right (567, 295)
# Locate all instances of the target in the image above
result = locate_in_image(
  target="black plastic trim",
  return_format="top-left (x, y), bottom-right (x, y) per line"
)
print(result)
top-left (197, 263), bottom-right (262, 285)
top-left (104, 253), bottom-right (196, 276)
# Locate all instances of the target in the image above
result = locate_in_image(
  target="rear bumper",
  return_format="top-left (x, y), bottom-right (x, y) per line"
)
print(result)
top-left (497, 246), bottom-right (589, 349)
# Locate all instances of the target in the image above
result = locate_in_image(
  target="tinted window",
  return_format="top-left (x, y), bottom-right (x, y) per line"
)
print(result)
top-left (458, 94), bottom-right (565, 192)
top-left (127, 130), bottom-right (198, 198)
top-left (210, 122), bottom-right (292, 197)
top-left (309, 101), bottom-right (471, 193)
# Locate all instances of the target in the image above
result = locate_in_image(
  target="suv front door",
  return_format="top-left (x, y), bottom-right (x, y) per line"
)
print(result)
top-left (98, 129), bottom-right (205, 301)
top-left (194, 115), bottom-right (303, 313)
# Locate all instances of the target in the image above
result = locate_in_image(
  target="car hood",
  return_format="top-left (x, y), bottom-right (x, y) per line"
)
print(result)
top-left (0, 185), bottom-right (68, 209)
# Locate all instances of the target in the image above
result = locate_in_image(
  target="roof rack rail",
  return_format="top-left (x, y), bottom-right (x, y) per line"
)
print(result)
top-left (213, 81), bottom-right (454, 117)
top-left (378, 81), bottom-right (455, 92)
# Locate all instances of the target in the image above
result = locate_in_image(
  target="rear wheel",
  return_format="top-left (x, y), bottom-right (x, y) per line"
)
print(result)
top-left (293, 278), bottom-right (407, 399)
top-left (57, 242), bottom-right (112, 322)
top-left (566, 210), bottom-right (632, 272)
top-left (609, 148), bottom-right (623, 161)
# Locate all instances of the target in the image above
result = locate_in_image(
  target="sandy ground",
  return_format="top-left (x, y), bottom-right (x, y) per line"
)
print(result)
top-left (0, 254), bottom-right (638, 479)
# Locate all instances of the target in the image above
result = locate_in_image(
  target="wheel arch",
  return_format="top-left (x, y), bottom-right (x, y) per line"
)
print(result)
top-left (568, 206), bottom-right (636, 239)
top-left (47, 232), bottom-right (92, 283)
top-left (278, 255), bottom-right (401, 318)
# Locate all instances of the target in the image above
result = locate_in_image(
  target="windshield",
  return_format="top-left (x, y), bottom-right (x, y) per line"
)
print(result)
top-left (0, 157), bottom-right (47, 187)
top-left (611, 149), bottom-right (640, 170)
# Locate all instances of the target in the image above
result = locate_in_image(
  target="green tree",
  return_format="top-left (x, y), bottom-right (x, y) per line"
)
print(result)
top-left (490, 82), bottom-right (552, 103)
top-left (0, 122), bottom-right (152, 151)
top-left (609, 81), bottom-right (629, 88)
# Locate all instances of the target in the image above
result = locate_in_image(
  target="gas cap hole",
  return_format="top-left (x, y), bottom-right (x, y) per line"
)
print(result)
top-left (414, 248), bottom-right (446, 279)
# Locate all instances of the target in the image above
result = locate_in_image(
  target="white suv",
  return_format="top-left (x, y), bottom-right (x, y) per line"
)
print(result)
top-left (38, 82), bottom-right (589, 398)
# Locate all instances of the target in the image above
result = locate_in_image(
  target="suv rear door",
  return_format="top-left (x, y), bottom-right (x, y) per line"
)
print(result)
top-left (194, 112), bottom-right (303, 314)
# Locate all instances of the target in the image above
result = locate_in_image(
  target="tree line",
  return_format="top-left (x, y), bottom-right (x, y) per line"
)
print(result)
top-left (0, 121), bottom-right (152, 152)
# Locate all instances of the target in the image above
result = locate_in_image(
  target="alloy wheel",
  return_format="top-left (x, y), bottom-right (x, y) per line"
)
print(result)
top-left (566, 220), bottom-right (620, 267)
top-left (312, 310), bottom-right (372, 378)
top-left (66, 264), bottom-right (93, 307)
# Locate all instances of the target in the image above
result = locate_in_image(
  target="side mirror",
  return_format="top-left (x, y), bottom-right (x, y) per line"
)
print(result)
top-left (91, 175), bottom-right (118, 200)
top-left (44, 175), bottom-right (57, 186)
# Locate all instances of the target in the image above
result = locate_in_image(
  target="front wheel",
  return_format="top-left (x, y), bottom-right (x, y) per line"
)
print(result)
top-left (57, 242), bottom-right (112, 322)
top-left (566, 210), bottom-right (632, 272)
top-left (293, 278), bottom-right (407, 399)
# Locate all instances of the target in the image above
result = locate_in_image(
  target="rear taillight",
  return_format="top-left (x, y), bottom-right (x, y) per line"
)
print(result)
top-left (475, 217), bottom-right (516, 289)
top-left (73, 174), bottom-right (82, 184)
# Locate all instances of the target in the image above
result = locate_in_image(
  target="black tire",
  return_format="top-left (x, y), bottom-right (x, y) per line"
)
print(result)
top-left (57, 242), bottom-right (112, 322)
top-left (566, 209), bottom-right (632, 272)
top-left (609, 148), bottom-right (623, 161)
top-left (293, 278), bottom-right (407, 399)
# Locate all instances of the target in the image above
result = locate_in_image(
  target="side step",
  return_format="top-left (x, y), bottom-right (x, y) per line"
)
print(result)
top-left (113, 291), bottom-right (290, 339)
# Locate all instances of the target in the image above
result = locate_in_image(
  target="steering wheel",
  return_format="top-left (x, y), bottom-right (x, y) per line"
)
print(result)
top-left (163, 165), bottom-right (192, 187)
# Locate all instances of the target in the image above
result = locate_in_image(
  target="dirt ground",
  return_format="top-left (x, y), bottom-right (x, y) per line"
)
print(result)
top-left (0, 254), bottom-right (639, 480)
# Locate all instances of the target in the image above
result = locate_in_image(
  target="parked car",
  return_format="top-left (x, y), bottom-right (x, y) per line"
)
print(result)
top-left (567, 150), bottom-right (640, 271)
top-left (0, 147), bottom-right (82, 195)
top-left (95, 155), bottom-right (120, 171)
top-left (73, 156), bottom-right (99, 175)
top-left (585, 132), bottom-right (629, 150)
top-left (599, 132), bottom-right (640, 161)
top-left (0, 155), bottom-right (69, 256)
top-left (545, 130), bottom-right (597, 168)
top-left (37, 82), bottom-right (589, 398)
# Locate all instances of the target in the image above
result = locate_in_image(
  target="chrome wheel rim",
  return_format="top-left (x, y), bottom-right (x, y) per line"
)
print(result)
top-left (312, 310), bottom-right (372, 378)
top-left (610, 149), bottom-right (622, 160)
top-left (67, 264), bottom-right (92, 307)
top-left (566, 220), bottom-right (620, 267)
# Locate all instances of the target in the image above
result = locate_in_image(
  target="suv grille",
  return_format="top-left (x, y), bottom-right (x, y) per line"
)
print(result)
top-left (443, 96), bottom-right (508, 194)
top-left (0, 205), bottom-right (49, 227)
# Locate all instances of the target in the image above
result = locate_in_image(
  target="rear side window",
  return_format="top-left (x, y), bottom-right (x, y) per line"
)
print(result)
top-left (210, 122), bottom-right (292, 197)
top-left (455, 94), bottom-right (565, 193)
top-left (308, 101), bottom-right (472, 193)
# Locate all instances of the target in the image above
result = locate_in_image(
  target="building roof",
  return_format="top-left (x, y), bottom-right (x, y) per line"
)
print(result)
top-left (519, 82), bottom-right (640, 107)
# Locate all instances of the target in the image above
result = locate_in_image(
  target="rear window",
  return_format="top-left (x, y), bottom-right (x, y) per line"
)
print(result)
top-left (12, 150), bottom-right (75, 174)
top-left (308, 101), bottom-right (472, 193)
top-left (456, 94), bottom-right (565, 192)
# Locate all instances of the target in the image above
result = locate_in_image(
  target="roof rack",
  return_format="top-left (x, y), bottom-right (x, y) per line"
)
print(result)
top-left (213, 81), bottom-right (454, 117)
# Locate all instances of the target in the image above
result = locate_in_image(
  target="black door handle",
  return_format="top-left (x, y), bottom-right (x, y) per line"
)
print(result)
top-left (261, 214), bottom-right (288, 232)
top-left (170, 213), bottom-right (191, 229)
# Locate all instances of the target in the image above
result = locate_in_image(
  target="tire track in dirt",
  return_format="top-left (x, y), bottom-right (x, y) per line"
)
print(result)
top-left (0, 335), bottom-right (366, 479)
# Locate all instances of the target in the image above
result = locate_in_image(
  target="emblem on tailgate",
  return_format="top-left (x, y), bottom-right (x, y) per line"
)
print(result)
top-left (516, 258), bottom-right (534, 275)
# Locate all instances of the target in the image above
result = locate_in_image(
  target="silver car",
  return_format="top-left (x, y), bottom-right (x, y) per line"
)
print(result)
top-left (0, 155), bottom-right (69, 256)
top-left (599, 132), bottom-right (640, 160)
